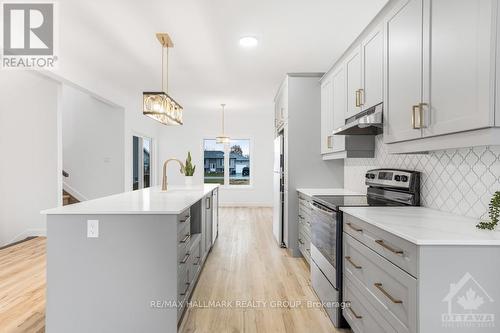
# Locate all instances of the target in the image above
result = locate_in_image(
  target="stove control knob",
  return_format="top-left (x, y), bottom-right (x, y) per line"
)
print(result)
top-left (365, 173), bottom-right (370, 179)
top-left (394, 175), bottom-right (401, 182)
top-left (401, 175), bottom-right (409, 182)
top-left (370, 174), bottom-right (376, 179)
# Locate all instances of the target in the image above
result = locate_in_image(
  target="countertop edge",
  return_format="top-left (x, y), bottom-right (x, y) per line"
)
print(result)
top-left (340, 206), bottom-right (500, 246)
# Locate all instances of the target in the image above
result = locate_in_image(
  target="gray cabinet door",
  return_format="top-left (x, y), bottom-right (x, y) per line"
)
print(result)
top-left (345, 46), bottom-right (363, 119)
top-left (211, 189), bottom-right (218, 244)
top-left (422, 0), bottom-right (494, 137)
top-left (204, 194), bottom-right (213, 256)
top-left (384, 0), bottom-right (424, 143)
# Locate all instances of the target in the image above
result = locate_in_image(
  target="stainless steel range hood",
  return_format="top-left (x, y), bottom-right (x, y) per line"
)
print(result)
top-left (334, 103), bottom-right (383, 135)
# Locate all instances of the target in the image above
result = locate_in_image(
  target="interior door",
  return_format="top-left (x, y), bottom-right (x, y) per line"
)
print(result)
top-left (272, 135), bottom-right (283, 245)
top-left (361, 25), bottom-right (384, 110)
top-left (345, 46), bottom-right (362, 119)
top-left (423, 0), bottom-right (493, 137)
top-left (384, 0), bottom-right (424, 143)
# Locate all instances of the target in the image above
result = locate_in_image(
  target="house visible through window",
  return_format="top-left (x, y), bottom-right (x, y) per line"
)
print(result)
top-left (204, 139), bottom-right (251, 186)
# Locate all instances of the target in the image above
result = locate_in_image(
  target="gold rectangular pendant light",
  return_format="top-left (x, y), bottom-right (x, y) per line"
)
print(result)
top-left (143, 33), bottom-right (183, 126)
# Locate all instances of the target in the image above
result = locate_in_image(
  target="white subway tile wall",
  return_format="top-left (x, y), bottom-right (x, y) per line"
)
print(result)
top-left (344, 135), bottom-right (500, 219)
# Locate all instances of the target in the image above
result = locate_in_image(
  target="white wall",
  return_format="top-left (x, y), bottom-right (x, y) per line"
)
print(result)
top-left (0, 72), bottom-right (61, 246)
top-left (61, 85), bottom-right (125, 200)
top-left (158, 108), bottom-right (274, 206)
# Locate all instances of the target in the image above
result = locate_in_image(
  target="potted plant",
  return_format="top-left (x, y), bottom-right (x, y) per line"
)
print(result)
top-left (476, 191), bottom-right (500, 231)
top-left (183, 151), bottom-right (196, 187)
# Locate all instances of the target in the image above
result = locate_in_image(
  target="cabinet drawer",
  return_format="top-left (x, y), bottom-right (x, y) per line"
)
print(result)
top-left (344, 233), bottom-right (416, 333)
top-left (344, 214), bottom-right (418, 277)
top-left (343, 276), bottom-right (398, 333)
top-left (177, 222), bottom-right (191, 244)
top-left (298, 220), bottom-right (311, 239)
top-left (178, 208), bottom-right (190, 223)
top-left (311, 259), bottom-right (338, 325)
top-left (298, 230), bottom-right (311, 264)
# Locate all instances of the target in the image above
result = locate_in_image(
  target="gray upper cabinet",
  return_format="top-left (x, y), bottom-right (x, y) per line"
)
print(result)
top-left (345, 46), bottom-right (363, 119)
top-left (422, 0), bottom-right (494, 137)
top-left (384, 0), bottom-right (500, 152)
top-left (331, 66), bottom-right (347, 152)
top-left (384, 0), bottom-right (424, 144)
top-left (361, 25), bottom-right (384, 111)
top-left (320, 73), bottom-right (334, 155)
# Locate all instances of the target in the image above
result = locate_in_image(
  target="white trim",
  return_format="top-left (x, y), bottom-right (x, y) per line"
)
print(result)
top-left (63, 181), bottom-right (89, 202)
top-left (219, 202), bottom-right (273, 208)
top-left (6, 229), bottom-right (47, 245)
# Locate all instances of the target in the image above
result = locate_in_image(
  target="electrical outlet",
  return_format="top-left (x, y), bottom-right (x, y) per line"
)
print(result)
top-left (87, 220), bottom-right (99, 238)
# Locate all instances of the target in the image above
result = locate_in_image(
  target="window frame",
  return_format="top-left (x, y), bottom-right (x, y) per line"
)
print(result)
top-left (202, 137), bottom-right (253, 189)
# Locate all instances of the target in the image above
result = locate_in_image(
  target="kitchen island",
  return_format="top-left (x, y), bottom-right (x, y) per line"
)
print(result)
top-left (41, 184), bottom-right (219, 333)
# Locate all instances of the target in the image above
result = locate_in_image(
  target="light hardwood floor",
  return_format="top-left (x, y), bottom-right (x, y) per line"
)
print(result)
top-left (0, 237), bottom-right (46, 333)
top-left (0, 208), bottom-right (346, 333)
top-left (180, 208), bottom-right (347, 333)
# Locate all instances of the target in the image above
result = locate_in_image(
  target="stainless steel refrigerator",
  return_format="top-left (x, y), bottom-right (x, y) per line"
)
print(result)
top-left (272, 133), bottom-right (285, 247)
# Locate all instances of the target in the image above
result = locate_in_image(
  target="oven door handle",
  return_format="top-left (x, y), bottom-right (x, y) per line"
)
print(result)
top-left (309, 202), bottom-right (335, 217)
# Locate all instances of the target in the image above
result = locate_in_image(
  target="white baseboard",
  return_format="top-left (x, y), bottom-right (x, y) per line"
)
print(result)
top-left (63, 182), bottom-right (88, 202)
top-left (219, 202), bottom-right (273, 208)
top-left (6, 228), bottom-right (46, 245)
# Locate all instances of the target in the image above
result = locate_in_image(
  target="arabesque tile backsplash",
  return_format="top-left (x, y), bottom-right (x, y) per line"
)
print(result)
top-left (344, 135), bottom-right (500, 219)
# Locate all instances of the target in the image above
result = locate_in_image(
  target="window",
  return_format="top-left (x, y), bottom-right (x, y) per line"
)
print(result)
top-left (133, 135), bottom-right (153, 190)
top-left (204, 139), bottom-right (251, 186)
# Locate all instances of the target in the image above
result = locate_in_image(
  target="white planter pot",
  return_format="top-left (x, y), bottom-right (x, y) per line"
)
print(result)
top-left (185, 176), bottom-right (194, 187)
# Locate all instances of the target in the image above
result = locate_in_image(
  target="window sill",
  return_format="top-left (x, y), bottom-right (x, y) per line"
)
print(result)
top-left (220, 185), bottom-right (254, 190)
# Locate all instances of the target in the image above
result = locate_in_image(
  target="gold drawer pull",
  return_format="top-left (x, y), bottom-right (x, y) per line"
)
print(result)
top-left (374, 283), bottom-right (403, 304)
top-left (180, 282), bottom-right (191, 296)
top-left (346, 222), bottom-right (363, 232)
top-left (375, 239), bottom-right (403, 255)
top-left (347, 303), bottom-right (363, 319)
top-left (180, 234), bottom-right (191, 243)
top-left (180, 253), bottom-right (190, 264)
top-left (359, 88), bottom-right (364, 106)
top-left (345, 256), bottom-right (362, 269)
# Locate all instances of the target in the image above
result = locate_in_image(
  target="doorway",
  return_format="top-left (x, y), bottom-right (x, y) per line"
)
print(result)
top-left (133, 135), bottom-right (153, 190)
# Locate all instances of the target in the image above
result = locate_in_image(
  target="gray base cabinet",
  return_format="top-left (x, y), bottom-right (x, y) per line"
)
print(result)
top-left (342, 214), bottom-right (500, 333)
top-left (297, 192), bottom-right (312, 264)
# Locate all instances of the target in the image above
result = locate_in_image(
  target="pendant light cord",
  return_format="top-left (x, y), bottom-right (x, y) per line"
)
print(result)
top-left (161, 44), bottom-right (169, 93)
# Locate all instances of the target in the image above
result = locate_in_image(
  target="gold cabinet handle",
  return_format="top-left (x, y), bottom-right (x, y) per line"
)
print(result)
top-left (359, 88), bottom-right (364, 106)
top-left (375, 239), bottom-right (403, 255)
top-left (346, 302), bottom-right (363, 319)
top-left (180, 282), bottom-right (191, 296)
top-left (355, 90), bottom-right (360, 107)
top-left (180, 234), bottom-right (191, 243)
top-left (327, 135), bottom-right (333, 149)
top-left (346, 222), bottom-right (363, 232)
top-left (374, 283), bottom-right (403, 304)
top-left (345, 256), bottom-right (362, 269)
top-left (412, 103), bottom-right (427, 129)
top-left (180, 253), bottom-right (190, 264)
top-left (412, 105), bottom-right (420, 129)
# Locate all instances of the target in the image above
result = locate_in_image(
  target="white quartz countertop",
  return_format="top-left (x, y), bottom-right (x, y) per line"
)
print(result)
top-left (296, 188), bottom-right (363, 197)
top-left (340, 206), bottom-right (500, 246)
top-left (41, 184), bottom-right (219, 215)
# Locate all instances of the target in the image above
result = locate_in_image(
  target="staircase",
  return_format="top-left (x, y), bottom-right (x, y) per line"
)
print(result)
top-left (62, 190), bottom-right (79, 206)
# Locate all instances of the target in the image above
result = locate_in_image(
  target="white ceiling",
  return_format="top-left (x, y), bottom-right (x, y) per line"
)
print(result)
top-left (59, 0), bottom-right (388, 113)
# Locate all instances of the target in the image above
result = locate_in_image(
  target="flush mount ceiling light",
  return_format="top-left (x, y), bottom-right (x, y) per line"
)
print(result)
top-left (216, 104), bottom-right (230, 144)
top-left (239, 36), bottom-right (258, 48)
top-left (143, 33), bottom-right (183, 126)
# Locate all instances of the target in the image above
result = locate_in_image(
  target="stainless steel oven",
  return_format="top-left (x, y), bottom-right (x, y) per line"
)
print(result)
top-left (310, 201), bottom-right (338, 286)
top-left (309, 168), bottom-right (420, 329)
